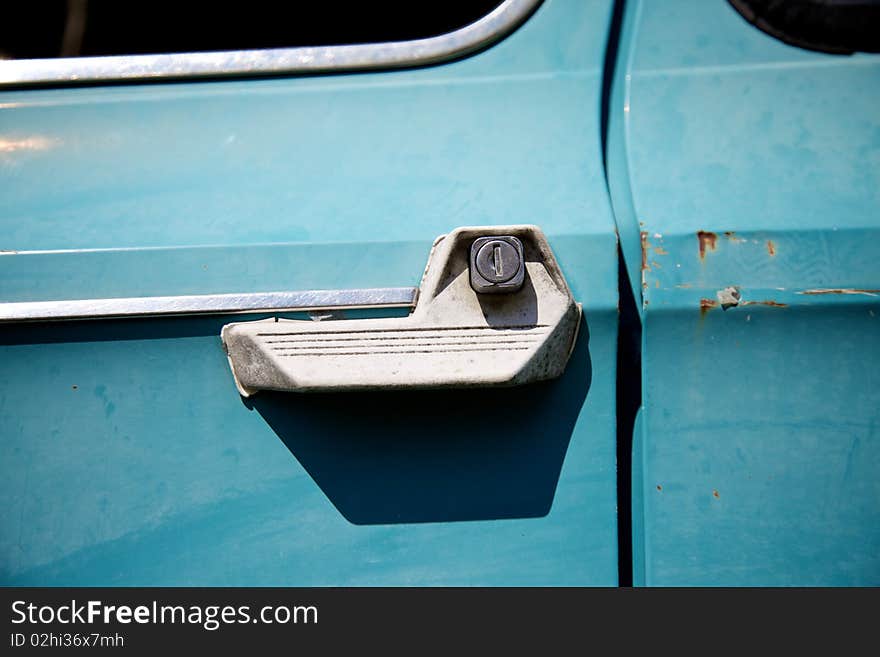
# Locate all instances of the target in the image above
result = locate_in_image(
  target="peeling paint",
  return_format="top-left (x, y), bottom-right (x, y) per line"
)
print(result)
top-left (766, 240), bottom-right (776, 256)
top-left (697, 231), bottom-right (717, 260)
top-left (799, 289), bottom-right (879, 297)
top-left (716, 286), bottom-right (742, 309)
top-left (704, 287), bottom-right (787, 313)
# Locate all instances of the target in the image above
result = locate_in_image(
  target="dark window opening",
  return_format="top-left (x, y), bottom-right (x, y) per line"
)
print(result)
top-left (729, 0), bottom-right (880, 54)
top-left (0, 0), bottom-right (506, 60)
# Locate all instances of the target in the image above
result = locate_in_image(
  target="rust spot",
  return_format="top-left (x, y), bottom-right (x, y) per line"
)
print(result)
top-left (653, 246), bottom-right (669, 255)
top-left (640, 231), bottom-right (649, 290)
top-left (712, 490), bottom-right (720, 499)
top-left (723, 231), bottom-right (746, 243)
top-left (741, 300), bottom-right (788, 308)
top-left (656, 485), bottom-right (662, 491)
top-left (700, 298), bottom-right (718, 318)
top-left (799, 289), bottom-right (880, 297)
top-left (650, 260), bottom-right (662, 270)
top-left (697, 231), bottom-right (717, 260)
top-left (766, 240), bottom-right (776, 256)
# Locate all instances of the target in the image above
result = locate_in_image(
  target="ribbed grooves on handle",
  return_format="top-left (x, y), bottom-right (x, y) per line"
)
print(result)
top-left (264, 325), bottom-right (549, 357)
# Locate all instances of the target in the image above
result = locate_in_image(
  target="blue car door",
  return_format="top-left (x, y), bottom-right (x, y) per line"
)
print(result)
top-left (0, 1), bottom-right (623, 585)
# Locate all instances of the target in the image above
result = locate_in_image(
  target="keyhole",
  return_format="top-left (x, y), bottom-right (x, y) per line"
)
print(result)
top-left (493, 245), bottom-right (503, 278)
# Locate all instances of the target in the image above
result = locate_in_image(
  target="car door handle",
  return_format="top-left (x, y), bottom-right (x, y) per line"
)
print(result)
top-left (222, 225), bottom-right (581, 395)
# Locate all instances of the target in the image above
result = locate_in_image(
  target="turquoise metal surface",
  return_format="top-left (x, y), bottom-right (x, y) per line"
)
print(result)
top-left (0, 1), bottom-right (620, 585)
top-left (609, 0), bottom-right (880, 585)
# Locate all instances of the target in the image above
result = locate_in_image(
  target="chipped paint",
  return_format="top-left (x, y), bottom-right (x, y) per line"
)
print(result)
top-left (766, 240), bottom-right (776, 256)
top-left (704, 287), bottom-right (787, 312)
top-left (640, 231), bottom-right (649, 290)
top-left (697, 231), bottom-right (717, 260)
top-left (799, 289), bottom-right (879, 297)
top-left (716, 286), bottom-right (742, 309)
top-left (723, 231), bottom-right (747, 243)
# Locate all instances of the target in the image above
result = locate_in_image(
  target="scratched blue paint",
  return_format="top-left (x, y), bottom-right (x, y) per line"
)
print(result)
top-left (609, 0), bottom-right (880, 585)
top-left (0, 1), bottom-right (620, 585)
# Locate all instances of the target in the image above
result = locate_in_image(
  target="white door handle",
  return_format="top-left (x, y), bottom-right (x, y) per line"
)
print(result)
top-left (221, 225), bottom-right (581, 395)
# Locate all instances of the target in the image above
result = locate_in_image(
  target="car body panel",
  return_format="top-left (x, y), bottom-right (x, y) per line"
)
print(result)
top-left (609, 0), bottom-right (880, 585)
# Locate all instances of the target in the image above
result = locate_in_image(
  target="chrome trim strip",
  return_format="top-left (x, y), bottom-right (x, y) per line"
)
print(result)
top-left (0, 0), bottom-right (542, 86)
top-left (0, 288), bottom-right (418, 322)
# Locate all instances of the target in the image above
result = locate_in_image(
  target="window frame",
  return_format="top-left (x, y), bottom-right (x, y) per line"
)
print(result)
top-left (0, 0), bottom-right (541, 86)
